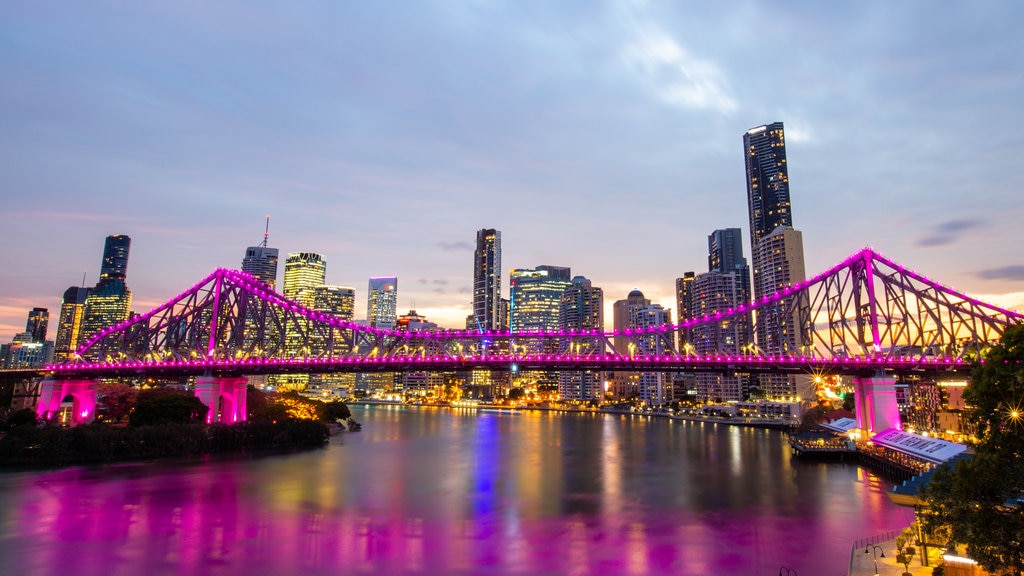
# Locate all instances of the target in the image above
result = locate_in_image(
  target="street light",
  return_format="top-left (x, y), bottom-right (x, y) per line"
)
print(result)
top-left (866, 544), bottom-right (885, 576)
top-left (778, 567), bottom-right (797, 576)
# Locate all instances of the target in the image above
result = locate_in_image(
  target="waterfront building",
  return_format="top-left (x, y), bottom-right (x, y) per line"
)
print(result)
top-left (636, 303), bottom-right (672, 406)
top-left (1, 335), bottom-right (53, 369)
top-left (367, 277), bottom-right (398, 330)
top-left (25, 308), bottom-right (48, 343)
top-left (80, 235), bottom-right (133, 351)
top-left (53, 286), bottom-right (91, 361)
top-left (241, 218), bottom-right (280, 289)
top-left (558, 275), bottom-right (604, 402)
top-left (691, 271), bottom-right (748, 402)
top-left (396, 310), bottom-right (446, 396)
top-left (472, 228), bottom-right (502, 332)
top-left (611, 289), bottom-right (650, 401)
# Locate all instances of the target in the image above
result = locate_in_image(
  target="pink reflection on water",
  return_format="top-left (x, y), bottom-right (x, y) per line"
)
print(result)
top-left (1, 410), bottom-right (911, 575)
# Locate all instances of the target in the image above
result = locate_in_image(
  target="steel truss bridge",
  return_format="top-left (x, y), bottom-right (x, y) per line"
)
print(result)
top-left (39, 247), bottom-right (1022, 380)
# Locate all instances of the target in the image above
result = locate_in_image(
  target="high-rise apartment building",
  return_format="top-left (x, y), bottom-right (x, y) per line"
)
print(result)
top-left (743, 123), bottom-right (810, 400)
top-left (558, 275), bottom-right (604, 402)
top-left (310, 285), bottom-right (356, 391)
top-left (509, 266), bottom-right (571, 333)
top-left (636, 304), bottom-right (672, 406)
top-left (744, 123), bottom-right (792, 249)
top-left (54, 286), bottom-right (91, 361)
top-left (367, 277), bottom-right (398, 330)
top-left (80, 235), bottom-right (133, 350)
top-left (472, 228), bottom-right (502, 332)
top-left (26, 308), bottom-right (48, 343)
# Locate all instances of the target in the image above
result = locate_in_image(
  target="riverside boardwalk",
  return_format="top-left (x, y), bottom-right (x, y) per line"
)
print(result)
top-left (848, 531), bottom-right (945, 576)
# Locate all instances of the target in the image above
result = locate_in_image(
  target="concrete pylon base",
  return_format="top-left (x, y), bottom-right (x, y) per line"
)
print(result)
top-left (36, 379), bottom-right (99, 425)
top-left (195, 376), bottom-right (248, 424)
top-left (853, 374), bottom-right (901, 433)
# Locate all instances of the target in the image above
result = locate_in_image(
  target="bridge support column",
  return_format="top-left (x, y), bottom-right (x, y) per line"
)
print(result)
top-left (195, 376), bottom-right (248, 424)
top-left (853, 374), bottom-right (901, 433)
top-left (35, 378), bottom-right (98, 425)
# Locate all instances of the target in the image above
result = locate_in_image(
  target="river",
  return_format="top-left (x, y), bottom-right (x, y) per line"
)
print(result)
top-left (0, 405), bottom-right (911, 575)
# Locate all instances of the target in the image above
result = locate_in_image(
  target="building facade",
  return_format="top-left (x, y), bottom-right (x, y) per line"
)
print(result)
top-left (611, 289), bottom-right (650, 401)
top-left (54, 286), bottom-right (91, 361)
top-left (242, 246), bottom-right (280, 289)
top-left (509, 266), bottom-right (572, 333)
top-left (367, 277), bottom-right (398, 330)
top-left (472, 228), bottom-right (502, 332)
top-left (80, 235), bottom-right (132, 352)
top-left (558, 275), bottom-right (604, 402)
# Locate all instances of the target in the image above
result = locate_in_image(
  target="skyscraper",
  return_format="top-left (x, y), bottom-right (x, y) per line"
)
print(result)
top-left (80, 235), bottom-right (132, 349)
top-left (279, 252), bottom-right (326, 390)
top-left (559, 276), bottom-right (604, 402)
top-left (636, 303), bottom-right (671, 406)
top-left (509, 265), bottom-right (571, 333)
top-left (242, 247), bottom-right (279, 289)
top-left (26, 308), bottom-right (48, 343)
top-left (743, 123), bottom-right (810, 400)
top-left (282, 252), bottom-right (326, 304)
top-left (472, 228), bottom-right (502, 332)
top-left (367, 277), bottom-right (398, 330)
top-left (241, 217), bottom-right (280, 289)
top-left (54, 286), bottom-right (91, 361)
top-left (744, 122), bottom-right (792, 248)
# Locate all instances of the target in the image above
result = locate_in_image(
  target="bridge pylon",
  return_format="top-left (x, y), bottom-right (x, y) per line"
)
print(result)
top-left (852, 371), bottom-right (901, 433)
top-left (36, 378), bottom-right (98, 425)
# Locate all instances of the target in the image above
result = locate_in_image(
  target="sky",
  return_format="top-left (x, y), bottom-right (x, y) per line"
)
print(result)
top-left (2, 1), bottom-right (1023, 343)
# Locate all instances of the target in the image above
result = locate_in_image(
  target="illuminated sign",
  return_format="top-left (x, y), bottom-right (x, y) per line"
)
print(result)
top-left (871, 429), bottom-right (967, 464)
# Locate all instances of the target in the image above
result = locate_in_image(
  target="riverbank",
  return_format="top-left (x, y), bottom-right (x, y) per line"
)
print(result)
top-left (0, 419), bottom-right (331, 469)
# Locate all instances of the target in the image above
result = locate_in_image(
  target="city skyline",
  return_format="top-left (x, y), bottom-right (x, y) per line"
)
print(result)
top-left (2, 2), bottom-right (1024, 342)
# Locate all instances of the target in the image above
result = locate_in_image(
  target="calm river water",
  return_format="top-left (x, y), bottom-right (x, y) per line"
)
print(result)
top-left (0, 406), bottom-right (912, 575)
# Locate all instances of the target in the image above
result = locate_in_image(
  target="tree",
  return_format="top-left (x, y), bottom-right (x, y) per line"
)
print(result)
top-left (322, 400), bottom-right (351, 422)
top-left (3, 408), bottom-right (37, 430)
top-left (97, 382), bottom-right (138, 422)
top-left (129, 388), bottom-right (209, 427)
top-left (923, 323), bottom-right (1024, 574)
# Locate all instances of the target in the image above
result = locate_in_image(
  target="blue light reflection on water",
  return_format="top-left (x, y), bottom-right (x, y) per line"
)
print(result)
top-left (0, 406), bottom-right (912, 575)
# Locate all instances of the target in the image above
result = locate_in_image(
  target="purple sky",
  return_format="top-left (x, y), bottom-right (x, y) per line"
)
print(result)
top-left (2, 1), bottom-right (1023, 342)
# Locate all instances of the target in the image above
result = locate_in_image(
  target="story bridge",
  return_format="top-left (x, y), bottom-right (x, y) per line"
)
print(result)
top-left (22, 248), bottom-right (1024, 430)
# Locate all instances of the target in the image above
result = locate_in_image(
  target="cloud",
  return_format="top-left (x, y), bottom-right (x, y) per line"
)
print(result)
top-left (915, 218), bottom-right (983, 247)
top-left (621, 25), bottom-right (737, 114)
top-left (437, 241), bottom-right (473, 251)
top-left (976, 265), bottom-right (1024, 282)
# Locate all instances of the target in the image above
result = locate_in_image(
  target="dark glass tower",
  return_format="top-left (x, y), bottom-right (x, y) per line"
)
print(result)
top-left (99, 234), bottom-right (131, 283)
top-left (472, 228), bottom-right (502, 332)
top-left (26, 307), bottom-right (49, 342)
top-left (744, 122), bottom-right (791, 247)
top-left (708, 228), bottom-right (751, 305)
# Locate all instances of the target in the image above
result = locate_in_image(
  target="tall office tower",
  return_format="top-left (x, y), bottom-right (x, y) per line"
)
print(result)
top-left (557, 275), bottom-right (604, 402)
top-left (510, 266), bottom-right (572, 333)
top-left (676, 273), bottom-right (695, 324)
top-left (282, 252), bottom-right (327, 304)
top-left (367, 277), bottom-right (398, 329)
top-left (708, 228), bottom-right (752, 303)
top-left (611, 289), bottom-right (650, 401)
top-left (241, 217), bottom-right (280, 289)
top-left (310, 285), bottom-right (356, 391)
top-left (25, 308), bottom-right (49, 343)
top-left (636, 304), bottom-right (671, 406)
top-left (278, 252), bottom-right (326, 390)
top-left (80, 235), bottom-right (133, 348)
top-left (99, 234), bottom-right (131, 282)
top-left (472, 228), bottom-right (502, 332)
top-left (54, 286), bottom-right (91, 361)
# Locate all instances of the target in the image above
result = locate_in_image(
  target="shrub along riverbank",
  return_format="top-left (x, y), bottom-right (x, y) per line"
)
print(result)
top-left (0, 419), bottom-right (331, 468)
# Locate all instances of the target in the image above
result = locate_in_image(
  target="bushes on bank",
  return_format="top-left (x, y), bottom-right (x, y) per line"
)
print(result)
top-left (0, 419), bottom-right (330, 468)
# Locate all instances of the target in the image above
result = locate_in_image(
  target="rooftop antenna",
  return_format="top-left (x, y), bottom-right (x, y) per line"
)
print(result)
top-left (81, 270), bottom-right (87, 288)
top-left (261, 215), bottom-right (271, 248)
